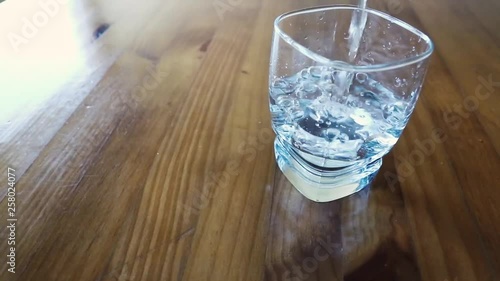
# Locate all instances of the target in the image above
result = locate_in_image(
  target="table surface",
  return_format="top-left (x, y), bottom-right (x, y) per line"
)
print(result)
top-left (0, 0), bottom-right (499, 280)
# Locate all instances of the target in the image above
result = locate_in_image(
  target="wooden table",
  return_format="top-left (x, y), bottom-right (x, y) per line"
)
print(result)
top-left (0, 0), bottom-right (499, 280)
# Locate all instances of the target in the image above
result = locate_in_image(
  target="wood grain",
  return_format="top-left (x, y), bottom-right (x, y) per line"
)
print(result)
top-left (0, 0), bottom-right (498, 280)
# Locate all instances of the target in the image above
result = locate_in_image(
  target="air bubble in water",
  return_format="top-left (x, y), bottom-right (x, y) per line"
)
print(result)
top-left (276, 95), bottom-right (296, 108)
top-left (394, 77), bottom-right (403, 87)
top-left (300, 69), bottom-right (310, 80)
top-left (355, 73), bottom-right (367, 83)
top-left (387, 115), bottom-right (399, 125)
top-left (323, 128), bottom-right (340, 141)
top-left (288, 107), bottom-right (304, 120)
top-left (297, 82), bottom-right (322, 99)
top-left (271, 79), bottom-right (296, 99)
top-left (337, 133), bottom-right (350, 142)
top-left (350, 108), bottom-right (373, 126)
top-left (356, 130), bottom-right (370, 140)
top-left (306, 107), bottom-right (322, 122)
top-left (308, 66), bottom-right (323, 78)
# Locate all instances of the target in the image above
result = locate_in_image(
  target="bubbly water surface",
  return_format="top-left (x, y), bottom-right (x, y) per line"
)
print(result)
top-left (270, 66), bottom-right (410, 164)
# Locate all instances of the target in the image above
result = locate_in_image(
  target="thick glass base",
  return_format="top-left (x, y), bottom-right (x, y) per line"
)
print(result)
top-left (274, 137), bottom-right (382, 202)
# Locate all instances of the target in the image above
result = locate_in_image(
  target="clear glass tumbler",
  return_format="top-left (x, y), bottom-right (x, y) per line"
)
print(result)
top-left (269, 5), bottom-right (434, 202)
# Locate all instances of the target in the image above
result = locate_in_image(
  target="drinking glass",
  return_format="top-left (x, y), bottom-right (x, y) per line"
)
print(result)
top-left (269, 5), bottom-right (434, 202)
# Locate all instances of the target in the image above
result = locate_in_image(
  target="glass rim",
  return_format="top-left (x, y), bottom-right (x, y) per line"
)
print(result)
top-left (273, 5), bottom-right (434, 72)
